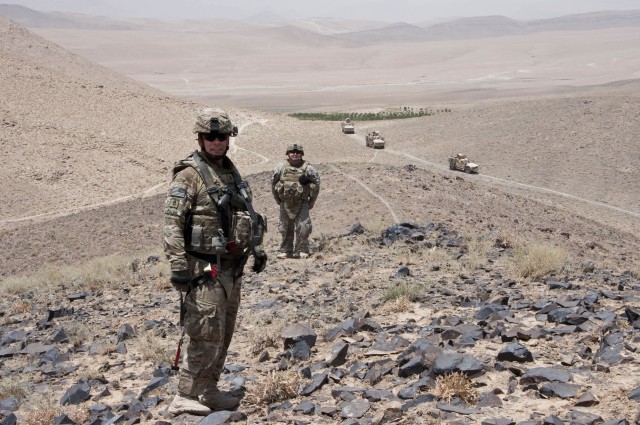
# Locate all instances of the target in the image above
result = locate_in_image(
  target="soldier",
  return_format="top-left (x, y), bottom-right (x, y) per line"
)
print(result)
top-left (164, 108), bottom-right (267, 416)
top-left (271, 144), bottom-right (320, 259)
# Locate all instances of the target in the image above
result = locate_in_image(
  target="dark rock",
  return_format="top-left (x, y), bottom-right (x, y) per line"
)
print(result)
top-left (326, 342), bottom-right (349, 367)
top-left (0, 412), bottom-right (17, 425)
top-left (520, 367), bottom-right (571, 384)
top-left (539, 382), bottom-right (581, 399)
top-left (288, 340), bottom-right (311, 361)
top-left (1, 330), bottom-right (28, 346)
top-left (49, 329), bottom-right (69, 343)
top-left (628, 385), bottom-right (640, 400)
top-left (567, 410), bottom-right (603, 425)
top-left (117, 324), bottom-right (137, 342)
top-left (394, 266), bottom-right (411, 278)
top-left (20, 343), bottom-right (55, 355)
top-left (432, 352), bottom-right (484, 377)
top-left (401, 393), bottom-right (436, 411)
top-left (68, 291), bottom-right (89, 301)
top-left (47, 307), bottom-right (74, 322)
top-left (481, 418), bottom-right (515, 425)
top-left (477, 393), bottom-right (503, 407)
top-left (398, 355), bottom-right (426, 378)
top-left (60, 378), bottom-right (91, 405)
top-left (542, 415), bottom-right (565, 425)
top-left (0, 347), bottom-right (18, 358)
top-left (293, 400), bottom-right (316, 415)
top-left (199, 411), bottom-right (246, 424)
top-left (139, 376), bottom-right (168, 398)
top-left (497, 343), bottom-right (534, 363)
top-left (300, 373), bottom-right (328, 396)
top-left (341, 399), bottom-right (370, 419)
top-left (282, 324), bottom-right (317, 349)
top-left (575, 390), bottom-right (599, 406)
top-left (436, 402), bottom-right (481, 414)
top-left (0, 397), bottom-right (18, 411)
top-left (364, 389), bottom-right (396, 402)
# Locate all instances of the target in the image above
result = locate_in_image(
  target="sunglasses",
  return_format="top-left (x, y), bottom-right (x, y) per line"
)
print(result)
top-left (202, 132), bottom-right (230, 142)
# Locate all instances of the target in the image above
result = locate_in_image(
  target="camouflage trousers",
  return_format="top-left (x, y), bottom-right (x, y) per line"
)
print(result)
top-left (178, 262), bottom-right (242, 398)
top-left (278, 202), bottom-right (312, 255)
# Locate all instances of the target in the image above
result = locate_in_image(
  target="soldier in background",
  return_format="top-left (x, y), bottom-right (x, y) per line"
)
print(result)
top-left (164, 108), bottom-right (267, 416)
top-left (271, 144), bottom-right (320, 259)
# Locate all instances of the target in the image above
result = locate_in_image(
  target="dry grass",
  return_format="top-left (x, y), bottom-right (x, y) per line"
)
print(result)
top-left (434, 371), bottom-right (478, 404)
top-left (135, 331), bottom-right (174, 365)
top-left (65, 322), bottom-right (93, 349)
top-left (462, 234), bottom-right (494, 270)
top-left (246, 370), bottom-right (301, 406)
top-left (20, 392), bottom-right (89, 425)
top-left (383, 295), bottom-right (412, 313)
top-left (0, 251), bottom-right (166, 295)
top-left (381, 282), bottom-right (424, 303)
top-left (241, 311), bottom-right (290, 356)
top-left (0, 375), bottom-right (33, 401)
top-left (510, 242), bottom-right (568, 279)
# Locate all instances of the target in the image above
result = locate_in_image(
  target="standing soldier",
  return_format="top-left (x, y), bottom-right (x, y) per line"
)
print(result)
top-left (271, 144), bottom-right (320, 259)
top-left (164, 108), bottom-right (267, 416)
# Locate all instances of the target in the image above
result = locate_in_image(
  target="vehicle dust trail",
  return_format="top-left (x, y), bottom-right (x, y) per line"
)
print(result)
top-left (0, 120), bottom-right (273, 227)
top-left (367, 141), bottom-right (640, 219)
top-left (328, 164), bottom-right (400, 224)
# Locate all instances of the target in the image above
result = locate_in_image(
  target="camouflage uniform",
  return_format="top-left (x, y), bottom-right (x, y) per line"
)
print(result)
top-left (165, 108), bottom-right (265, 414)
top-left (271, 144), bottom-right (320, 257)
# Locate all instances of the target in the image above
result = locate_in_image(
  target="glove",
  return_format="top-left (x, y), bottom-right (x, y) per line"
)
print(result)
top-left (252, 251), bottom-right (268, 274)
top-left (298, 173), bottom-right (312, 185)
top-left (170, 270), bottom-right (191, 292)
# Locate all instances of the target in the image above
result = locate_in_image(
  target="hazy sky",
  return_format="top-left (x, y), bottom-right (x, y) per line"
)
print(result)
top-left (5, 0), bottom-right (639, 22)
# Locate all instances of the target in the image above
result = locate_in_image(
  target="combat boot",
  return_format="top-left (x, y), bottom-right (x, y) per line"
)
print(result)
top-left (168, 394), bottom-right (211, 416)
top-left (201, 388), bottom-right (239, 410)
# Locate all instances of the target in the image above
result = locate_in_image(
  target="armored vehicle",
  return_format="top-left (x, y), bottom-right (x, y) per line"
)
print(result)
top-left (365, 130), bottom-right (385, 149)
top-left (448, 153), bottom-right (479, 174)
top-left (341, 118), bottom-right (355, 134)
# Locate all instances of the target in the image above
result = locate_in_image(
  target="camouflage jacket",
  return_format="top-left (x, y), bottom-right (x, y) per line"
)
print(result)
top-left (271, 160), bottom-right (320, 206)
top-left (164, 151), bottom-right (252, 272)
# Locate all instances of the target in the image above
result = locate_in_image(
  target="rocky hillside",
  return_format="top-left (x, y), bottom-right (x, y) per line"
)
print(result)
top-left (0, 15), bottom-right (639, 425)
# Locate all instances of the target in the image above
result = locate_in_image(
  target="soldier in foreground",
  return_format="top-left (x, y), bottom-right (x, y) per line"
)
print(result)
top-left (271, 144), bottom-right (320, 259)
top-left (164, 108), bottom-right (267, 416)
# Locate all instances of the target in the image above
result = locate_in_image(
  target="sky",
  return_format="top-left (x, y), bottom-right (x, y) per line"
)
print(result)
top-left (4, 0), bottom-right (639, 22)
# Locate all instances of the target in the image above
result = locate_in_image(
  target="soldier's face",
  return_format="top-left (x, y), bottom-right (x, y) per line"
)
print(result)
top-left (287, 151), bottom-right (303, 162)
top-left (201, 133), bottom-right (229, 156)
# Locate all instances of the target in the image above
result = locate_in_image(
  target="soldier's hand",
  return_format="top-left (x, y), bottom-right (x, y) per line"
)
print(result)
top-left (252, 250), bottom-right (268, 274)
top-left (299, 173), bottom-right (312, 185)
top-left (170, 270), bottom-right (191, 292)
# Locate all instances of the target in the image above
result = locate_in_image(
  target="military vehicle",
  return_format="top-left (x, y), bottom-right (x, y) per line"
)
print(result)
top-left (365, 130), bottom-right (385, 149)
top-left (341, 118), bottom-right (355, 134)
top-left (448, 153), bottom-right (479, 174)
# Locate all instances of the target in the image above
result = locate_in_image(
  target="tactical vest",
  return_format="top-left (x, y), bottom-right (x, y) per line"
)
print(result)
top-left (276, 161), bottom-right (310, 202)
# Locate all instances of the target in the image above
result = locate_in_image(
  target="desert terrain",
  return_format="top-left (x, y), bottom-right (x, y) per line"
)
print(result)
top-left (0, 6), bottom-right (640, 425)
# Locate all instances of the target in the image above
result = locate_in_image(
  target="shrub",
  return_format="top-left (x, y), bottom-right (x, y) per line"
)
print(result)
top-left (511, 242), bottom-right (568, 279)
top-left (246, 370), bottom-right (301, 405)
top-left (382, 282), bottom-right (423, 303)
top-left (136, 331), bottom-right (174, 365)
top-left (434, 371), bottom-right (478, 404)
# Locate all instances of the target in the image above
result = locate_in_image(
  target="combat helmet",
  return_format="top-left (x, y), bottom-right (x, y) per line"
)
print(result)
top-left (193, 108), bottom-right (238, 136)
top-left (286, 143), bottom-right (304, 155)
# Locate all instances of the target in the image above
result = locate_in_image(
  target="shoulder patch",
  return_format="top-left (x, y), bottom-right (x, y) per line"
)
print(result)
top-left (169, 187), bottom-right (187, 198)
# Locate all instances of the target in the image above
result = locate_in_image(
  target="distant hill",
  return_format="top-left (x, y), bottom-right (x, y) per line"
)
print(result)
top-left (2, 5), bottom-right (639, 42)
